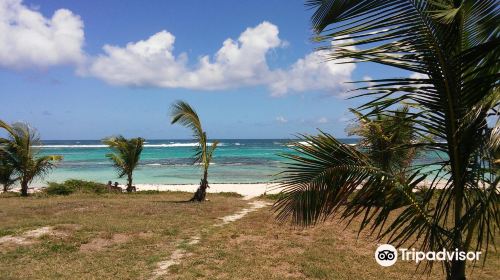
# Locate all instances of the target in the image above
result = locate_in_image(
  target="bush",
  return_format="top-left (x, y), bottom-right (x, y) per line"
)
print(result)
top-left (216, 192), bottom-right (243, 198)
top-left (45, 183), bottom-right (74, 195)
top-left (45, 179), bottom-right (108, 195)
top-left (258, 192), bottom-right (286, 200)
top-left (63, 179), bottom-right (108, 194)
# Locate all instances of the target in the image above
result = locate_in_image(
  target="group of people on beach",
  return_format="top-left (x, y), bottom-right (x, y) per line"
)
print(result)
top-left (105, 181), bottom-right (136, 192)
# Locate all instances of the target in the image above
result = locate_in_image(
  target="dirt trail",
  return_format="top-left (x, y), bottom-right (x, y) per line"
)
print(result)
top-left (151, 199), bottom-right (271, 279)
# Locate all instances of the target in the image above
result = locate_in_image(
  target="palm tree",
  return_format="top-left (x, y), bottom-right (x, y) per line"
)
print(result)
top-left (170, 101), bottom-right (219, 201)
top-left (102, 136), bottom-right (144, 192)
top-left (349, 106), bottom-right (419, 180)
top-left (345, 106), bottom-right (421, 208)
top-left (275, 1), bottom-right (499, 279)
top-left (0, 121), bottom-right (62, 196)
top-left (0, 157), bottom-right (15, 192)
top-left (0, 129), bottom-right (16, 193)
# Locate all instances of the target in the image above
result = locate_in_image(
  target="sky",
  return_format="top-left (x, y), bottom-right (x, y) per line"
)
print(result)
top-left (0, 0), bottom-right (410, 140)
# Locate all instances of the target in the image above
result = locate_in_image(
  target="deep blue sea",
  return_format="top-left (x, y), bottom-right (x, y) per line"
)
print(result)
top-left (37, 139), bottom-right (359, 185)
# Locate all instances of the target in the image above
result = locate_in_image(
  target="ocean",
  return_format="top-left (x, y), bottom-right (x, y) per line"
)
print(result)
top-left (36, 139), bottom-right (442, 186)
top-left (37, 139), bottom-right (359, 185)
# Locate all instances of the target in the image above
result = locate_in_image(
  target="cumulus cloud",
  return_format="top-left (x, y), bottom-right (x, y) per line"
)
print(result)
top-left (0, 0), bottom-right (85, 69)
top-left (0, 1), bottom-right (356, 96)
top-left (269, 45), bottom-right (355, 97)
top-left (89, 22), bottom-right (356, 96)
top-left (90, 22), bottom-right (281, 89)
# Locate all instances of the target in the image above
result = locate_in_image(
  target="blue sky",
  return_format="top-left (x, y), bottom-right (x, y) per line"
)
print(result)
top-left (0, 0), bottom-right (407, 139)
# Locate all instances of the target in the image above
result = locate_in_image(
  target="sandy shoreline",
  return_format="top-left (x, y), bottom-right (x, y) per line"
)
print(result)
top-left (134, 183), bottom-right (281, 198)
top-left (12, 183), bottom-right (282, 199)
top-left (12, 180), bottom-right (458, 198)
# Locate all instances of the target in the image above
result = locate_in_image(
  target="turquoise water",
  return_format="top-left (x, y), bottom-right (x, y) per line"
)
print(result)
top-left (36, 139), bottom-right (442, 185)
top-left (36, 139), bottom-right (351, 185)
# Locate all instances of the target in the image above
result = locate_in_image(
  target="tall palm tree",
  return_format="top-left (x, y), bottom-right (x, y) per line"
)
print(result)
top-left (275, 1), bottom-right (499, 279)
top-left (170, 101), bottom-right (219, 201)
top-left (0, 121), bottom-right (62, 196)
top-left (102, 136), bottom-right (144, 192)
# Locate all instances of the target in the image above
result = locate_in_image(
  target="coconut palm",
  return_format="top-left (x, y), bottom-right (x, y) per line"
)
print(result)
top-left (349, 106), bottom-right (419, 183)
top-left (170, 101), bottom-right (219, 201)
top-left (275, 1), bottom-right (499, 279)
top-left (0, 121), bottom-right (62, 196)
top-left (344, 106), bottom-right (422, 208)
top-left (102, 136), bottom-right (144, 192)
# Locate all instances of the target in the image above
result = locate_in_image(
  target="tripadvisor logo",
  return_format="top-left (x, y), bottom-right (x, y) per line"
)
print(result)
top-left (375, 244), bottom-right (398, 267)
top-left (375, 244), bottom-right (482, 267)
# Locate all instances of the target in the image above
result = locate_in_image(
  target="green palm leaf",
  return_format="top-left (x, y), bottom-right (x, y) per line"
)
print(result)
top-left (277, 1), bottom-right (499, 278)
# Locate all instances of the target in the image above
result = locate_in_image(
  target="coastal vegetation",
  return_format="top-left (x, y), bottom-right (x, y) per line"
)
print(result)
top-left (103, 136), bottom-right (145, 192)
top-left (44, 179), bottom-right (109, 195)
top-left (170, 101), bottom-right (219, 201)
top-left (0, 157), bottom-right (15, 193)
top-left (0, 121), bottom-right (62, 196)
top-left (275, 1), bottom-right (499, 279)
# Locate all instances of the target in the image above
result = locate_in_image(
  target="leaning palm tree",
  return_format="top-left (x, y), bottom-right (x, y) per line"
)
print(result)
top-left (102, 136), bottom-right (144, 192)
top-left (170, 101), bottom-right (219, 201)
top-left (275, 1), bottom-right (499, 279)
top-left (0, 121), bottom-right (62, 196)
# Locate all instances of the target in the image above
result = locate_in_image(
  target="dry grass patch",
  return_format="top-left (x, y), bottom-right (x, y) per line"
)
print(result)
top-left (0, 192), bottom-right (247, 279)
top-left (172, 198), bottom-right (499, 280)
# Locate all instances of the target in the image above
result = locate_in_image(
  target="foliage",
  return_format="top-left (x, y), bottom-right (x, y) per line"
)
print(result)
top-left (44, 179), bottom-right (109, 195)
top-left (170, 101), bottom-right (219, 176)
top-left (276, 1), bottom-right (499, 279)
top-left (0, 120), bottom-right (62, 196)
top-left (102, 136), bottom-right (144, 192)
top-left (349, 106), bottom-right (420, 182)
top-left (44, 183), bottom-right (74, 195)
top-left (170, 101), bottom-right (219, 201)
top-left (0, 157), bottom-right (15, 192)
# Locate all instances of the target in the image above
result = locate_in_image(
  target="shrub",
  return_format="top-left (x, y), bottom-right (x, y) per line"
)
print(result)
top-left (44, 179), bottom-right (108, 195)
top-left (62, 179), bottom-right (108, 194)
top-left (45, 183), bottom-right (74, 195)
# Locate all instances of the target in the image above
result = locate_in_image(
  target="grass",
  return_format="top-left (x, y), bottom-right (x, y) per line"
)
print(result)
top-left (0, 191), bottom-right (247, 279)
top-left (172, 197), bottom-right (499, 280)
top-left (0, 192), bottom-right (498, 279)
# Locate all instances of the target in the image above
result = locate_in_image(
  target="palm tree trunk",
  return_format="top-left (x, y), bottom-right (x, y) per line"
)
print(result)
top-left (190, 170), bottom-right (208, 202)
top-left (20, 180), bottom-right (28, 197)
top-left (449, 260), bottom-right (466, 280)
top-left (127, 174), bottom-right (133, 193)
top-left (2, 184), bottom-right (7, 193)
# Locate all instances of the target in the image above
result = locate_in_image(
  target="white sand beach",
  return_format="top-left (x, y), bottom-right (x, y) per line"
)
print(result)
top-left (135, 183), bottom-right (281, 199)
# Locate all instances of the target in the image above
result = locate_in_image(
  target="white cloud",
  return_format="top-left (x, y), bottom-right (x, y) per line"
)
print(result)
top-left (89, 22), bottom-right (356, 96)
top-left (276, 116), bottom-right (288, 123)
top-left (410, 72), bottom-right (428, 79)
top-left (316, 117), bottom-right (328, 124)
top-left (269, 43), bottom-right (355, 97)
top-left (0, 0), bottom-right (85, 69)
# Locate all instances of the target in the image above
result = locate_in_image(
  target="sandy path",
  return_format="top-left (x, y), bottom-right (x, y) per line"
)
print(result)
top-left (151, 198), bottom-right (272, 279)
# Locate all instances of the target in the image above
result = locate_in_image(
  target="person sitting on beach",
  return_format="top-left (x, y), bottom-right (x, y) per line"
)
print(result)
top-left (106, 181), bottom-right (113, 191)
top-left (113, 182), bottom-right (123, 192)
